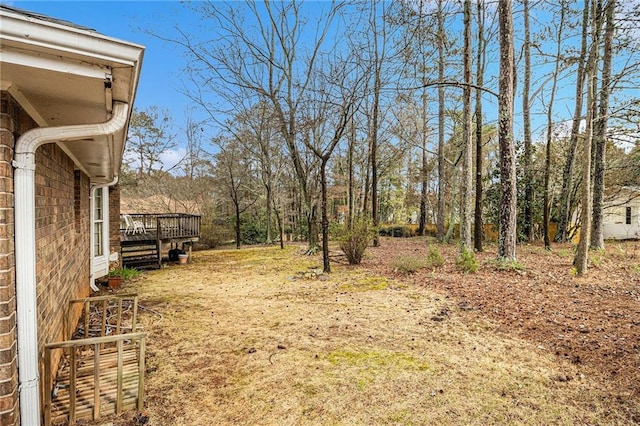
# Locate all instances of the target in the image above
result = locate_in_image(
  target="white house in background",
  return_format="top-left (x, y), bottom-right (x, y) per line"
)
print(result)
top-left (603, 187), bottom-right (640, 240)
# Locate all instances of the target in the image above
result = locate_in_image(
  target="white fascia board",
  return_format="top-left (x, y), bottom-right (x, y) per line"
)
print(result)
top-left (0, 10), bottom-right (144, 68)
top-left (1, 45), bottom-right (112, 80)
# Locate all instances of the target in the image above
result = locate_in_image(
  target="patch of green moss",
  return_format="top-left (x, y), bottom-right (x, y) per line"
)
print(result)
top-left (326, 350), bottom-right (429, 371)
top-left (338, 276), bottom-right (390, 292)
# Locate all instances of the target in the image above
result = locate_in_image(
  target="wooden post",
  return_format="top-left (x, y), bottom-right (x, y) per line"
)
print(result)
top-left (137, 336), bottom-right (146, 411)
top-left (116, 340), bottom-right (123, 414)
top-left (116, 299), bottom-right (122, 335)
top-left (44, 348), bottom-right (52, 426)
top-left (132, 296), bottom-right (138, 332)
top-left (69, 348), bottom-right (77, 424)
top-left (93, 344), bottom-right (101, 420)
top-left (84, 301), bottom-right (90, 338)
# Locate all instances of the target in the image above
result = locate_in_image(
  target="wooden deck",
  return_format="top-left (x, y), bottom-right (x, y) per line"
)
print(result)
top-left (120, 213), bottom-right (200, 268)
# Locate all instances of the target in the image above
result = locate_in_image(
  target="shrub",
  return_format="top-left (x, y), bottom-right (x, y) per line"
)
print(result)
top-left (455, 246), bottom-right (478, 273)
top-left (392, 255), bottom-right (427, 274)
top-left (108, 267), bottom-right (141, 281)
top-left (338, 219), bottom-right (375, 265)
top-left (426, 246), bottom-right (444, 268)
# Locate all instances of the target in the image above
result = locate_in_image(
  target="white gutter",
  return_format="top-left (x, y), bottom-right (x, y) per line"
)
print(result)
top-left (12, 102), bottom-right (129, 425)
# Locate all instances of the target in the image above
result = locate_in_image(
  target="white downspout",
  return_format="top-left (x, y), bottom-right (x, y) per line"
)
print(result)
top-left (13, 102), bottom-right (129, 425)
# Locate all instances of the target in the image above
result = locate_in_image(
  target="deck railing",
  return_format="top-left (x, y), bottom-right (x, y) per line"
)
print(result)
top-left (120, 213), bottom-right (200, 240)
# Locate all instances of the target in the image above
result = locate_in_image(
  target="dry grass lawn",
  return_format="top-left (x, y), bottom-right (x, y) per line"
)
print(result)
top-left (93, 243), bottom-right (640, 425)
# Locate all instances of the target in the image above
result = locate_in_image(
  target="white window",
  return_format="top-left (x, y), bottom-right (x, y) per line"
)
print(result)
top-left (94, 188), bottom-right (104, 256)
top-left (91, 186), bottom-right (110, 279)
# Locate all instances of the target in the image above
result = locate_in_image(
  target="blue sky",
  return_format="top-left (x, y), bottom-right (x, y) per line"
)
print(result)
top-left (4, 0), bottom-right (638, 162)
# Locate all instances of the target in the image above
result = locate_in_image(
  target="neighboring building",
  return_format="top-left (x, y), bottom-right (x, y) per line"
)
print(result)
top-left (0, 6), bottom-right (143, 425)
top-left (603, 187), bottom-right (640, 240)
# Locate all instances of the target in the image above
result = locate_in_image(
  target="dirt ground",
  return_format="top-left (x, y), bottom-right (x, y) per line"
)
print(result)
top-left (97, 239), bottom-right (638, 425)
top-left (365, 238), bottom-right (640, 423)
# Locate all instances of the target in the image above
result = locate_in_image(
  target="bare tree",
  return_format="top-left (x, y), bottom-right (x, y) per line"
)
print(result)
top-left (474, 0), bottom-right (487, 252)
top-left (591, 0), bottom-right (615, 250)
top-left (214, 137), bottom-right (259, 249)
top-left (497, 0), bottom-right (517, 261)
top-left (522, 0), bottom-right (534, 242)
top-left (302, 58), bottom-right (363, 272)
top-left (126, 107), bottom-right (178, 176)
top-left (460, 0), bottom-right (473, 251)
top-left (175, 1), bottom-right (343, 253)
top-left (555, 1), bottom-right (590, 243)
top-left (543, 1), bottom-right (567, 250)
top-left (436, 0), bottom-right (447, 242)
top-left (575, 0), bottom-right (601, 275)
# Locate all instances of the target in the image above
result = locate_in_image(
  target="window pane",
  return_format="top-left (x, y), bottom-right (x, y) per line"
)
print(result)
top-left (94, 222), bottom-right (103, 256)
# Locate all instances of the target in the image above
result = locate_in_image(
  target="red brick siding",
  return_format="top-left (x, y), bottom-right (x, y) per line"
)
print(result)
top-left (0, 91), bottom-right (24, 426)
top-left (34, 143), bottom-right (91, 368)
top-left (0, 91), bottom-right (96, 424)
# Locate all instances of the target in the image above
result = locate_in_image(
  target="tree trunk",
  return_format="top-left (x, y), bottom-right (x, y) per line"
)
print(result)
top-left (234, 200), bottom-right (241, 250)
top-left (555, 1), bottom-right (590, 243)
top-left (522, 0), bottom-right (534, 242)
top-left (436, 0), bottom-right (446, 242)
top-left (544, 1), bottom-right (566, 250)
top-left (575, 0), bottom-right (600, 275)
top-left (347, 118), bottom-right (355, 229)
top-left (265, 184), bottom-right (272, 244)
top-left (371, 50), bottom-right (381, 248)
top-left (474, 0), bottom-right (485, 252)
top-left (320, 159), bottom-right (331, 273)
top-left (460, 0), bottom-right (473, 251)
top-left (272, 197), bottom-right (284, 250)
top-left (497, 0), bottom-right (517, 262)
top-left (591, 0), bottom-right (614, 250)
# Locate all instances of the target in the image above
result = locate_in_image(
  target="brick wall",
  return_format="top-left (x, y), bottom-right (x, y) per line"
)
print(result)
top-left (0, 91), bottom-right (26, 426)
top-left (0, 91), bottom-right (95, 424)
top-left (34, 143), bottom-right (91, 368)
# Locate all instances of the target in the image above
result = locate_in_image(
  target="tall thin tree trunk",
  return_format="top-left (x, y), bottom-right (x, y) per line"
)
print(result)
top-left (436, 0), bottom-right (446, 242)
top-left (497, 0), bottom-right (517, 261)
top-left (474, 0), bottom-right (485, 252)
top-left (265, 184), bottom-right (272, 244)
top-left (460, 0), bottom-right (473, 251)
top-left (522, 0), bottom-right (534, 242)
top-left (320, 160), bottom-right (331, 272)
top-left (272, 197), bottom-right (284, 249)
top-left (348, 118), bottom-right (355, 229)
top-left (370, 3), bottom-right (384, 248)
top-left (591, 0), bottom-right (614, 250)
top-left (556, 1), bottom-right (590, 242)
top-left (234, 200), bottom-right (241, 250)
top-left (575, 0), bottom-right (600, 275)
top-left (544, 1), bottom-right (566, 250)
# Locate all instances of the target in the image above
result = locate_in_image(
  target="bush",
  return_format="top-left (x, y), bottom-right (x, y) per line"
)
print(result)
top-left (108, 267), bottom-right (141, 281)
top-left (455, 246), bottom-right (478, 273)
top-left (338, 219), bottom-right (375, 265)
top-left (426, 246), bottom-right (444, 268)
top-left (378, 224), bottom-right (416, 238)
top-left (392, 255), bottom-right (427, 274)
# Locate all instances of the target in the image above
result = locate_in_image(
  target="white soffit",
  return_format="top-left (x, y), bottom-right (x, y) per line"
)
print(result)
top-left (0, 5), bottom-right (144, 183)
